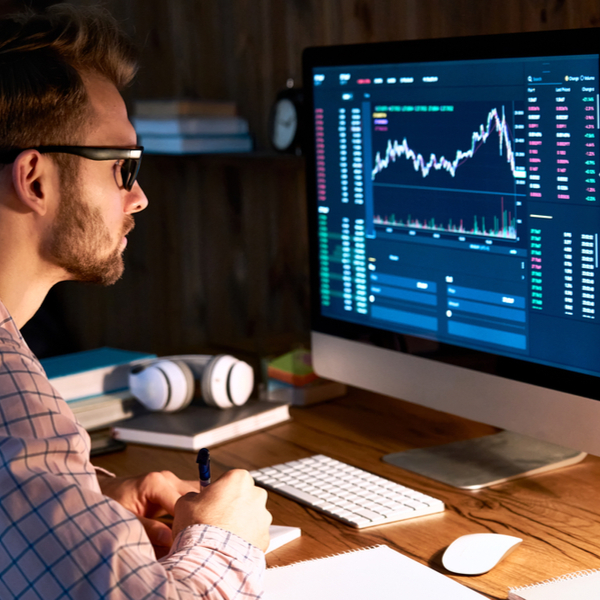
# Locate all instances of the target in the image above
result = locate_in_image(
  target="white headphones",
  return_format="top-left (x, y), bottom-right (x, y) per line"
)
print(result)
top-left (128, 354), bottom-right (254, 412)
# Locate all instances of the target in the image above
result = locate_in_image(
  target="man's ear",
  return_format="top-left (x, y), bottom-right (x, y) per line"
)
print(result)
top-left (11, 150), bottom-right (57, 216)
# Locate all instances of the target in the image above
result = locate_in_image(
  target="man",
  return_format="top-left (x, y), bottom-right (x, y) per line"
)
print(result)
top-left (0, 4), bottom-right (271, 598)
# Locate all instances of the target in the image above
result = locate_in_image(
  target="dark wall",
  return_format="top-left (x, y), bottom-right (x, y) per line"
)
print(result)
top-left (82, 0), bottom-right (600, 151)
top-left (19, 0), bottom-right (600, 361)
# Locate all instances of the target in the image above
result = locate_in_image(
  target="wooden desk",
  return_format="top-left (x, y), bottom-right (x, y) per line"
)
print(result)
top-left (93, 388), bottom-right (600, 600)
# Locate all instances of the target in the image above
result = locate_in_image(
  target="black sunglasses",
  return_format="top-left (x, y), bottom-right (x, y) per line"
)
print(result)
top-left (0, 145), bottom-right (144, 191)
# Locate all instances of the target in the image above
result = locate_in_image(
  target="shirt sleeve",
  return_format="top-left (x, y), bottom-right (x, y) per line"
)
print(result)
top-left (161, 526), bottom-right (266, 599)
top-left (0, 322), bottom-right (265, 599)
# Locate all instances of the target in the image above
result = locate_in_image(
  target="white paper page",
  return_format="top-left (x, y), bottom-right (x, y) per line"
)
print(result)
top-left (264, 545), bottom-right (485, 600)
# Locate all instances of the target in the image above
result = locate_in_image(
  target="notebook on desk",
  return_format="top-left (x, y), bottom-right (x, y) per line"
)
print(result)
top-left (264, 544), bottom-right (485, 599)
top-left (111, 401), bottom-right (290, 450)
top-left (509, 568), bottom-right (600, 600)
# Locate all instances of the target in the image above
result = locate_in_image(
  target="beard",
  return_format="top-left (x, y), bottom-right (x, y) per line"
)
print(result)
top-left (46, 173), bottom-right (134, 286)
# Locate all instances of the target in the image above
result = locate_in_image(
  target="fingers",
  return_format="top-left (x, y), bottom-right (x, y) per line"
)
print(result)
top-left (172, 468), bottom-right (272, 550)
top-left (215, 468), bottom-right (256, 491)
top-left (161, 471), bottom-right (200, 495)
top-left (100, 468), bottom-right (272, 551)
top-left (140, 471), bottom-right (198, 517)
top-left (98, 470), bottom-right (198, 519)
top-left (138, 516), bottom-right (173, 548)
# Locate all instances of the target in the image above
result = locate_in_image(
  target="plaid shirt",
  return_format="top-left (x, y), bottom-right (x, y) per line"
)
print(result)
top-left (0, 301), bottom-right (265, 599)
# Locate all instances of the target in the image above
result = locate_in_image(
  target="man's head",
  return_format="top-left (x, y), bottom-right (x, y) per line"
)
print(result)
top-left (0, 4), bottom-right (147, 286)
top-left (46, 72), bottom-right (143, 286)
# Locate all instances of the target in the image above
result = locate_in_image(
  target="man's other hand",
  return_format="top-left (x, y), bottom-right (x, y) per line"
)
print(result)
top-left (98, 470), bottom-right (198, 549)
top-left (172, 469), bottom-right (272, 551)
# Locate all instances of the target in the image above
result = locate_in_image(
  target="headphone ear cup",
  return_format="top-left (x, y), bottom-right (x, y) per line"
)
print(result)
top-left (129, 359), bottom-right (194, 412)
top-left (201, 355), bottom-right (253, 408)
top-left (162, 360), bottom-right (194, 412)
top-left (201, 356), bottom-right (233, 408)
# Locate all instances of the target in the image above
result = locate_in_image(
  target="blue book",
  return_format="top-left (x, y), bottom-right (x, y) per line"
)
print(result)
top-left (41, 347), bottom-right (156, 402)
top-left (132, 116), bottom-right (249, 136)
top-left (139, 133), bottom-right (253, 154)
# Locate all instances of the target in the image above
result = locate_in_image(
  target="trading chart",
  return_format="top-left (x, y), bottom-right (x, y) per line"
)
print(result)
top-left (370, 102), bottom-right (524, 240)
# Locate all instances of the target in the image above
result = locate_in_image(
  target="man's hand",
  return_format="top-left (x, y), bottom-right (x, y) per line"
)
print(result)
top-left (98, 471), bottom-right (198, 549)
top-left (172, 469), bottom-right (272, 551)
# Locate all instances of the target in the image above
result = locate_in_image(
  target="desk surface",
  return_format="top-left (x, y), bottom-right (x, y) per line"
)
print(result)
top-left (94, 388), bottom-right (600, 600)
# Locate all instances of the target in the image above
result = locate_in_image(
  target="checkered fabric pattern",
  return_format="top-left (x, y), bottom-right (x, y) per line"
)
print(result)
top-left (0, 301), bottom-right (265, 599)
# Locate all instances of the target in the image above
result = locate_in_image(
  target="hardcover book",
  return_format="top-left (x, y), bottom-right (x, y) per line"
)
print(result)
top-left (41, 347), bottom-right (156, 401)
top-left (111, 401), bottom-right (290, 450)
top-left (69, 390), bottom-right (137, 431)
top-left (138, 133), bottom-right (253, 154)
top-left (133, 116), bottom-right (249, 136)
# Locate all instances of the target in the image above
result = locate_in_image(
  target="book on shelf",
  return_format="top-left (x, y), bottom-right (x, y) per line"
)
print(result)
top-left (111, 400), bottom-right (290, 450)
top-left (133, 115), bottom-right (249, 136)
top-left (70, 390), bottom-right (137, 431)
top-left (41, 347), bottom-right (156, 402)
top-left (133, 98), bottom-right (238, 118)
top-left (138, 133), bottom-right (253, 155)
top-left (264, 544), bottom-right (485, 600)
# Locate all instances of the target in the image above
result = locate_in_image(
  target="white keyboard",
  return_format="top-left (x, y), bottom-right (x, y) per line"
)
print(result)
top-left (250, 454), bottom-right (445, 529)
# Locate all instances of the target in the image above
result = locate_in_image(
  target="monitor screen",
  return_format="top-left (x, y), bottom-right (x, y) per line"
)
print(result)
top-left (302, 28), bottom-right (600, 464)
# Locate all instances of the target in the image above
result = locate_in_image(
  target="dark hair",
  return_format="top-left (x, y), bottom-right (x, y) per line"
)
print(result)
top-left (0, 3), bottom-right (138, 150)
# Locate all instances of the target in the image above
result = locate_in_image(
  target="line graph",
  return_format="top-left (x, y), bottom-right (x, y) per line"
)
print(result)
top-left (370, 102), bottom-right (524, 241)
top-left (372, 106), bottom-right (520, 180)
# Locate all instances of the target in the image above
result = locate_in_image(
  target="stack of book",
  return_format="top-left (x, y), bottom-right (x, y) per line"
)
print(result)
top-left (262, 348), bottom-right (347, 406)
top-left (40, 347), bottom-right (156, 431)
top-left (133, 99), bottom-right (253, 154)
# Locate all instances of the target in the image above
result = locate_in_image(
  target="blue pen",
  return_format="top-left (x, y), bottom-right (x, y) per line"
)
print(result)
top-left (196, 448), bottom-right (211, 489)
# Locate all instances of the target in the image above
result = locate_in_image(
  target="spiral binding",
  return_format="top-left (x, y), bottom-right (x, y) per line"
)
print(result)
top-left (509, 568), bottom-right (600, 593)
top-left (266, 545), bottom-right (385, 572)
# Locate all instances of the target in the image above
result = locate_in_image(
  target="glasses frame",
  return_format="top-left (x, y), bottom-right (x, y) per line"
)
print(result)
top-left (0, 145), bottom-right (144, 191)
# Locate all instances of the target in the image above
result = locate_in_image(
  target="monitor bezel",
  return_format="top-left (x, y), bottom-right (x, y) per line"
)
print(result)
top-left (302, 28), bottom-right (600, 407)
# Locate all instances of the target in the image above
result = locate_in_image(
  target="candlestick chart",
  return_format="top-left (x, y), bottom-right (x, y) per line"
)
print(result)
top-left (371, 102), bottom-right (523, 241)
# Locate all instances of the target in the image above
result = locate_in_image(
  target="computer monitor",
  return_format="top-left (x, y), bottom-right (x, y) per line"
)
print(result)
top-left (302, 28), bottom-right (600, 489)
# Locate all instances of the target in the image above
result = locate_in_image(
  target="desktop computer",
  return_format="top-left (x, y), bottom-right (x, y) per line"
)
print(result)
top-left (302, 28), bottom-right (600, 488)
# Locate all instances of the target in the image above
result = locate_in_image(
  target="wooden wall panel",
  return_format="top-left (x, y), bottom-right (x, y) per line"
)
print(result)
top-left (89, 0), bottom-right (600, 151)
top-left (27, 0), bottom-right (600, 361)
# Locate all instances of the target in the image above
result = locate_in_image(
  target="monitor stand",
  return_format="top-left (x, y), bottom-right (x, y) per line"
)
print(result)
top-left (383, 430), bottom-right (586, 490)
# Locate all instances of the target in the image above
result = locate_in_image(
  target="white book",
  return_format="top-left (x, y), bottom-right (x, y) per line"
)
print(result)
top-left (139, 134), bottom-right (253, 154)
top-left (509, 569), bottom-right (600, 600)
top-left (70, 391), bottom-right (136, 431)
top-left (264, 545), bottom-right (485, 600)
top-left (133, 116), bottom-right (249, 136)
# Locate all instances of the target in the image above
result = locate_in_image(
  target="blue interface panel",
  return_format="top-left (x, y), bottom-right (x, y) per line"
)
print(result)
top-left (310, 53), bottom-right (600, 377)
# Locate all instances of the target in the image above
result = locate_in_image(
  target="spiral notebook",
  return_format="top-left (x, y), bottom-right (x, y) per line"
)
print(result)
top-left (509, 569), bottom-right (600, 599)
top-left (264, 544), bottom-right (485, 599)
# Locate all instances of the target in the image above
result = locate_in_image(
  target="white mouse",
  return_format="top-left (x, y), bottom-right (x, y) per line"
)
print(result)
top-left (441, 533), bottom-right (523, 575)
